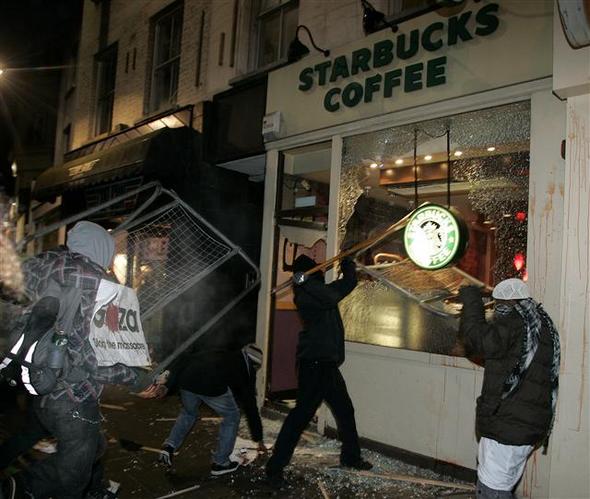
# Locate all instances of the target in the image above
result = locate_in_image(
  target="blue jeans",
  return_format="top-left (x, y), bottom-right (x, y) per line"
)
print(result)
top-left (476, 479), bottom-right (515, 499)
top-left (164, 388), bottom-right (240, 465)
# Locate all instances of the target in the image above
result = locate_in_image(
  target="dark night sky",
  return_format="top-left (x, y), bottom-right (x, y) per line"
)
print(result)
top-left (0, 0), bottom-right (82, 196)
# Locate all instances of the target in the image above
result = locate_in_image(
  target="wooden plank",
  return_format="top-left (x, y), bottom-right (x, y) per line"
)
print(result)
top-left (335, 469), bottom-right (475, 491)
top-left (318, 481), bottom-right (331, 499)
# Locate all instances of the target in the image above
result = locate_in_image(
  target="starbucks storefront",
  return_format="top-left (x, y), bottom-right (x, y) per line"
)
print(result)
top-left (255, 1), bottom-right (582, 496)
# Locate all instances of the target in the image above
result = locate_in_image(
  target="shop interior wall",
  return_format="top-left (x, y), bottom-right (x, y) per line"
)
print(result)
top-left (320, 90), bottom-right (567, 476)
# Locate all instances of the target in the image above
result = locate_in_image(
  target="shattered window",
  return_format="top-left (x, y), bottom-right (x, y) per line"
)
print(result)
top-left (339, 101), bottom-right (530, 355)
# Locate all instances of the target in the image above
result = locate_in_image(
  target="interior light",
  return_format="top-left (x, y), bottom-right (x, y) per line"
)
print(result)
top-left (487, 146), bottom-right (496, 152)
top-left (513, 252), bottom-right (525, 271)
top-left (483, 220), bottom-right (492, 224)
top-left (369, 162), bottom-right (378, 169)
top-left (424, 155), bottom-right (432, 161)
top-left (454, 150), bottom-right (463, 157)
top-left (386, 169), bottom-right (394, 175)
top-left (113, 254), bottom-right (128, 284)
top-left (395, 158), bottom-right (403, 165)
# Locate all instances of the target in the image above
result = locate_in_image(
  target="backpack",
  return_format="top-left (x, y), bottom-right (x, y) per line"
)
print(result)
top-left (0, 279), bottom-right (83, 396)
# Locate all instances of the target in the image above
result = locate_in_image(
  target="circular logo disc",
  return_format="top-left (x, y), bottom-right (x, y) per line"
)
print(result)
top-left (403, 205), bottom-right (464, 270)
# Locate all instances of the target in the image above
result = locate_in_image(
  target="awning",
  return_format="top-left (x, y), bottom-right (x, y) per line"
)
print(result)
top-left (33, 126), bottom-right (200, 200)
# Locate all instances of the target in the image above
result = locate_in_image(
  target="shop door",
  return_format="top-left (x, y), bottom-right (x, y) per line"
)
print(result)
top-left (267, 143), bottom-right (331, 398)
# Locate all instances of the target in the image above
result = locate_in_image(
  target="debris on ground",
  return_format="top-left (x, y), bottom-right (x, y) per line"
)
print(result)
top-left (0, 385), bottom-right (475, 498)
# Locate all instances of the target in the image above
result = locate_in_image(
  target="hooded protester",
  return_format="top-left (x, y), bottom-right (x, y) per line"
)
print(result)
top-left (265, 254), bottom-right (372, 488)
top-left (151, 343), bottom-right (265, 477)
top-left (459, 279), bottom-right (560, 499)
top-left (1, 221), bottom-right (153, 499)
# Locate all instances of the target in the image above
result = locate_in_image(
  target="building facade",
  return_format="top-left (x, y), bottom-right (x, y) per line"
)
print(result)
top-left (20, 1), bottom-right (589, 497)
top-left (255, 1), bottom-right (589, 498)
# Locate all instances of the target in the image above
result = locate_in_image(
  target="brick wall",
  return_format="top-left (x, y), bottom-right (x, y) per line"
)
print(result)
top-left (64, 0), bottom-right (367, 151)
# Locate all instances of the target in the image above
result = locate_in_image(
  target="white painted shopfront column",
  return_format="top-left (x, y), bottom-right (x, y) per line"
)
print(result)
top-left (531, 8), bottom-right (590, 497)
top-left (519, 90), bottom-right (566, 498)
top-left (547, 94), bottom-right (589, 499)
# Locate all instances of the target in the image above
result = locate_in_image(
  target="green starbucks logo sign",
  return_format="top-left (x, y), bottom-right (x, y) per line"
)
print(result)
top-left (403, 205), bottom-right (465, 270)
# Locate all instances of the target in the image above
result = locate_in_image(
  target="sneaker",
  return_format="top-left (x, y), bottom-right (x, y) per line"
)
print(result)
top-left (210, 460), bottom-right (240, 476)
top-left (85, 480), bottom-right (120, 499)
top-left (32, 439), bottom-right (58, 454)
top-left (340, 458), bottom-right (373, 470)
top-left (157, 445), bottom-right (174, 467)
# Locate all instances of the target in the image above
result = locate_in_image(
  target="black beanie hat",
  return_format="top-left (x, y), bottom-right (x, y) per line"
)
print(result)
top-left (292, 254), bottom-right (317, 273)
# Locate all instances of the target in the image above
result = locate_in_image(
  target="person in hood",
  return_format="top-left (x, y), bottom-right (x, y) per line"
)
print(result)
top-left (1, 221), bottom-right (154, 499)
top-left (149, 344), bottom-right (265, 477)
top-left (459, 279), bottom-right (560, 499)
top-left (265, 254), bottom-right (372, 487)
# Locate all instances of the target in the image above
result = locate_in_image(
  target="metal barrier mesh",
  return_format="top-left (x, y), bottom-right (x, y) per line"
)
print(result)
top-left (113, 202), bottom-right (233, 319)
top-left (361, 259), bottom-right (486, 317)
top-left (379, 260), bottom-right (469, 300)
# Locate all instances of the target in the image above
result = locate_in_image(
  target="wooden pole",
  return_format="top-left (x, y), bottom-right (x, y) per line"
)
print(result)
top-left (155, 485), bottom-right (201, 499)
top-left (271, 203), bottom-right (430, 295)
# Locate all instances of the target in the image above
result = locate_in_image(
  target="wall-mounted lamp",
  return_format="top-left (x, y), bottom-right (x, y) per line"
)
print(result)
top-left (287, 25), bottom-right (330, 63)
top-left (361, 0), bottom-right (398, 35)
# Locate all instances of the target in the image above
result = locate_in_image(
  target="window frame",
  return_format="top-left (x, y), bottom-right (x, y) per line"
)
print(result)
top-left (255, 0), bottom-right (298, 69)
top-left (386, 0), bottom-right (437, 24)
top-left (148, 1), bottom-right (184, 114)
top-left (94, 43), bottom-right (118, 136)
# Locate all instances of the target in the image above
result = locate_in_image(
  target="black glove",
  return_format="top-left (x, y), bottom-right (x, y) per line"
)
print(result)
top-left (340, 257), bottom-right (356, 273)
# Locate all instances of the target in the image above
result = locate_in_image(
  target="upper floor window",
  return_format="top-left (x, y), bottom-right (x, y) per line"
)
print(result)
top-left (256, 0), bottom-right (298, 68)
top-left (149, 2), bottom-right (183, 113)
top-left (95, 44), bottom-right (117, 135)
top-left (387, 0), bottom-right (431, 20)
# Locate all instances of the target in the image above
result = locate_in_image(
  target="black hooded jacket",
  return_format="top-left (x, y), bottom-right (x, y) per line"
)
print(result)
top-left (459, 286), bottom-right (555, 446)
top-left (166, 350), bottom-right (263, 442)
top-left (294, 258), bottom-right (357, 366)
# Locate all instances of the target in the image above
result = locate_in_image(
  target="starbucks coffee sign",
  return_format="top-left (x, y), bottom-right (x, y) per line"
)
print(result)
top-left (403, 205), bottom-right (467, 270)
top-left (297, 3), bottom-right (499, 112)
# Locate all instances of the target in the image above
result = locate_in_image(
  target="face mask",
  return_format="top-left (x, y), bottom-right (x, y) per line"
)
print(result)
top-left (494, 302), bottom-right (513, 318)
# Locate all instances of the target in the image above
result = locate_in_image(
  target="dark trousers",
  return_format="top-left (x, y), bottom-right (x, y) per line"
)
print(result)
top-left (22, 397), bottom-right (105, 499)
top-left (266, 361), bottom-right (361, 475)
top-left (0, 400), bottom-right (49, 469)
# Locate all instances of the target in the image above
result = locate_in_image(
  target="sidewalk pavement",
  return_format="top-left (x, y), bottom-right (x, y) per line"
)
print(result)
top-left (1, 385), bottom-right (475, 498)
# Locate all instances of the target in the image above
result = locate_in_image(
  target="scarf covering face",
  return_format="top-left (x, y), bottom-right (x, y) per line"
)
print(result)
top-left (496, 298), bottom-right (561, 438)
